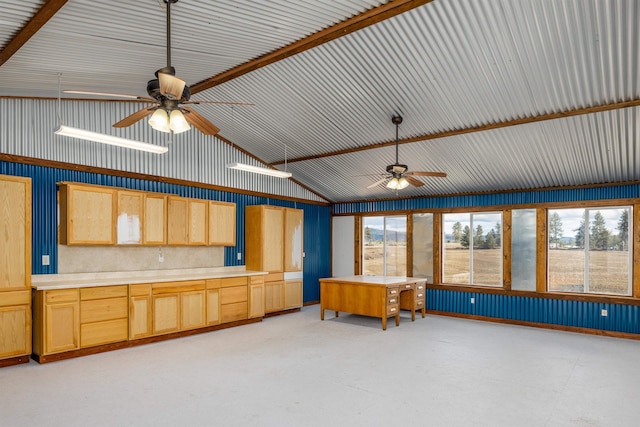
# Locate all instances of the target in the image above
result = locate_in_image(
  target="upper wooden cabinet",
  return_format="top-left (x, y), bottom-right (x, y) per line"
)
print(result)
top-left (117, 190), bottom-right (143, 245)
top-left (208, 201), bottom-right (236, 246)
top-left (167, 196), bottom-right (189, 245)
top-left (59, 183), bottom-right (115, 245)
top-left (189, 199), bottom-right (208, 245)
top-left (58, 182), bottom-right (235, 247)
top-left (144, 194), bottom-right (166, 245)
top-left (284, 208), bottom-right (304, 272)
top-left (0, 175), bottom-right (31, 290)
top-left (246, 205), bottom-right (284, 272)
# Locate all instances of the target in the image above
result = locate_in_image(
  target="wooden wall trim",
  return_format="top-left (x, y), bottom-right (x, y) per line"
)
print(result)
top-left (406, 213), bottom-right (413, 277)
top-left (0, 0), bottom-right (68, 67)
top-left (190, 0), bottom-right (434, 94)
top-left (272, 98), bottom-right (640, 166)
top-left (502, 210), bottom-right (512, 291)
top-left (536, 208), bottom-right (547, 293)
top-left (433, 213), bottom-right (442, 285)
top-left (634, 203), bottom-right (640, 298)
top-left (0, 153), bottom-right (329, 206)
top-left (354, 216), bottom-right (362, 275)
top-left (428, 311), bottom-right (640, 341)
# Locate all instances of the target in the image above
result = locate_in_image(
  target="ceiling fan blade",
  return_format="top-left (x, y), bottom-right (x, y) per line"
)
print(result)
top-left (113, 107), bottom-right (155, 128)
top-left (405, 175), bottom-right (425, 187)
top-left (367, 177), bottom-right (389, 189)
top-left (158, 73), bottom-right (186, 100)
top-left (64, 90), bottom-right (156, 102)
top-left (182, 107), bottom-right (220, 135)
top-left (183, 100), bottom-right (256, 106)
top-left (406, 171), bottom-right (447, 178)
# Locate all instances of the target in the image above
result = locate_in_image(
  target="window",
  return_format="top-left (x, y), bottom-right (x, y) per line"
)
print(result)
top-left (442, 212), bottom-right (502, 286)
top-left (548, 207), bottom-right (632, 295)
top-left (362, 215), bottom-right (406, 276)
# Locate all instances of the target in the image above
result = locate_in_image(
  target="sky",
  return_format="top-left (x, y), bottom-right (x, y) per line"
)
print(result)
top-left (443, 212), bottom-right (502, 236)
top-left (548, 207), bottom-right (628, 237)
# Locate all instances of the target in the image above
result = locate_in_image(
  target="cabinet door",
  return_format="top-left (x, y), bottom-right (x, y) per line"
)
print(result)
top-left (130, 295), bottom-right (152, 339)
top-left (284, 208), bottom-right (304, 272)
top-left (263, 207), bottom-right (284, 272)
top-left (208, 201), bottom-right (236, 246)
top-left (0, 305), bottom-right (31, 358)
top-left (117, 190), bottom-right (143, 244)
top-left (59, 183), bottom-right (115, 245)
top-left (181, 290), bottom-right (206, 330)
top-left (45, 302), bottom-right (79, 354)
top-left (206, 289), bottom-right (220, 325)
top-left (167, 196), bottom-right (189, 245)
top-left (153, 293), bottom-right (180, 334)
top-left (0, 175), bottom-right (30, 290)
top-left (284, 280), bottom-right (303, 309)
top-left (264, 281), bottom-right (284, 313)
top-left (144, 194), bottom-right (167, 245)
top-left (248, 283), bottom-right (265, 318)
top-left (188, 199), bottom-right (208, 245)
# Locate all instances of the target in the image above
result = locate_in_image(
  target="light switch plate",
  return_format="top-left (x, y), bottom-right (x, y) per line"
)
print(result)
top-left (42, 255), bottom-right (50, 266)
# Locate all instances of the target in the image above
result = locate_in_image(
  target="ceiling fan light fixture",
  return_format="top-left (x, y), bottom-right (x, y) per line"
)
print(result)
top-left (386, 177), bottom-right (399, 189)
top-left (169, 109), bottom-right (190, 133)
top-left (397, 177), bottom-right (409, 190)
top-left (148, 109), bottom-right (170, 133)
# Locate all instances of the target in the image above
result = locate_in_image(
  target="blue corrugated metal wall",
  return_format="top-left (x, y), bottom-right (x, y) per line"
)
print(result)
top-left (428, 289), bottom-right (640, 334)
top-left (0, 161), bottom-right (330, 302)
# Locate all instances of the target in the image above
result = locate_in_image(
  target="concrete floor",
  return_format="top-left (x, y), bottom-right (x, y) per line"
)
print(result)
top-left (2, 305), bottom-right (639, 427)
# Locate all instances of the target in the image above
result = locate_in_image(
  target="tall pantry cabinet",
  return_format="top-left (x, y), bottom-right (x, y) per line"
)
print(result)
top-left (245, 205), bottom-right (303, 314)
top-left (0, 175), bottom-right (32, 367)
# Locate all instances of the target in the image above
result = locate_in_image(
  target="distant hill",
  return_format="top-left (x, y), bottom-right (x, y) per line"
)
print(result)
top-left (364, 227), bottom-right (406, 243)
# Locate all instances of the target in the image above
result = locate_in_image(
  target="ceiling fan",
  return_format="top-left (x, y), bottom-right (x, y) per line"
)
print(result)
top-left (368, 115), bottom-right (446, 190)
top-left (65, 0), bottom-right (252, 136)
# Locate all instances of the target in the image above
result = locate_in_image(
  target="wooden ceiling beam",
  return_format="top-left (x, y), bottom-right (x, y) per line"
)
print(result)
top-left (270, 99), bottom-right (640, 166)
top-left (190, 0), bottom-right (433, 94)
top-left (0, 0), bottom-right (68, 67)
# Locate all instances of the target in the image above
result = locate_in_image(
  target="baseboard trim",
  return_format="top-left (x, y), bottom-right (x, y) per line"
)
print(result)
top-left (264, 307), bottom-right (301, 318)
top-left (428, 310), bottom-right (640, 341)
top-left (0, 355), bottom-right (31, 368)
top-left (32, 317), bottom-right (262, 364)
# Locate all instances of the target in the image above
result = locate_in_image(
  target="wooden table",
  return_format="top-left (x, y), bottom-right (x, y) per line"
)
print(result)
top-left (319, 275), bottom-right (427, 330)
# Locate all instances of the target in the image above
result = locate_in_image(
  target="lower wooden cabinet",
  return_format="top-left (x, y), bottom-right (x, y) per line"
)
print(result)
top-left (284, 280), bottom-right (303, 309)
top-left (152, 280), bottom-right (206, 334)
top-left (129, 284), bottom-right (152, 339)
top-left (264, 281), bottom-right (285, 313)
top-left (153, 293), bottom-right (180, 334)
top-left (181, 290), bottom-right (206, 330)
top-left (220, 277), bottom-right (248, 323)
top-left (0, 291), bottom-right (31, 359)
top-left (33, 289), bottom-right (80, 356)
top-left (248, 277), bottom-right (265, 318)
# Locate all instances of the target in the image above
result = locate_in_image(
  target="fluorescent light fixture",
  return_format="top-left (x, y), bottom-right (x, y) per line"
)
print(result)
top-left (226, 162), bottom-right (292, 178)
top-left (55, 125), bottom-right (168, 154)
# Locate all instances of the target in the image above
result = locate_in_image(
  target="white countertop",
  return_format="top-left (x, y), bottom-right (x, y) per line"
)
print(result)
top-left (32, 266), bottom-right (268, 290)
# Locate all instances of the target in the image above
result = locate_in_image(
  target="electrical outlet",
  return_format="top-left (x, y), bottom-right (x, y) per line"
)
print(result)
top-left (237, 252), bottom-right (242, 261)
top-left (158, 248), bottom-right (164, 263)
top-left (42, 255), bottom-right (50, 266)
top-left (470, 297), bottom-right (475, 304)
top-left (601, 309), bottom-right (608, 317)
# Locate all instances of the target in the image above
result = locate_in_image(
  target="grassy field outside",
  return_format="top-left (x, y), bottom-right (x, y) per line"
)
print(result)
top-left (363, 242), bottom-right (631, 295)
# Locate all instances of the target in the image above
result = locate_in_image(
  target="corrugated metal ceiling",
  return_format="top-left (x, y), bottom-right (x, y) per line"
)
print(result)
top-left (1, 0), bottom-right (639, 203)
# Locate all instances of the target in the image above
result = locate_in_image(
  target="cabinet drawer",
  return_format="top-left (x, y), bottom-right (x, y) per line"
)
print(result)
top-left (220, 276), bottom-right (248, 288)
top-left (249, 275), bottom-right (265, 284)
top-left (81, 285), bottom-right (128, 301)
top-left (415, 299), bottom-right (425, 309)
top-left (415, 291), bottom-right (425, 300)
top-left (153, 280), bottom-right (205, 294)
top-left (220, 286), bottom-right (247, 304)
top-left (0, 290), bottom-right (30, 307)
top-left (130, 283), bottom-right (152, 296)
top-left (221, 302), bottom-right (248, 323)
top-left (206, 279), bottom-right (221, 289)
top-left (387, 287), bottom-right (399, 297)
top-left (387, 304), bottom-right (399, 316)
top-left (81, 297), bottom-right (128, 324)
top-left (416, 283), bottom-right (425, 291)
top-left (46, 289), bottom-right (79, 304)
top-left (80, 318), bottom-right (128, 348)
top-left (402, 283), bottom-right (414, 290)
top-left (264, 272), bottom-right (284, 283)
top-left (387, 296), bottom-right (399, 305)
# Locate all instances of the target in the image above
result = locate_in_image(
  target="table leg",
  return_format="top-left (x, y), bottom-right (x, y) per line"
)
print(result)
top-left (382, 315), bottom-right (387, 330)
top-left (421, 307), bottom-right (426, 318)
top-left (411, 308), bottom-right (415, 321)
top-left (395, 313), bottom-right (400, 327)
top-left (320, 306), bottom-right (324, 320)
top-left (335, 311), bottom-right (339, 318)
